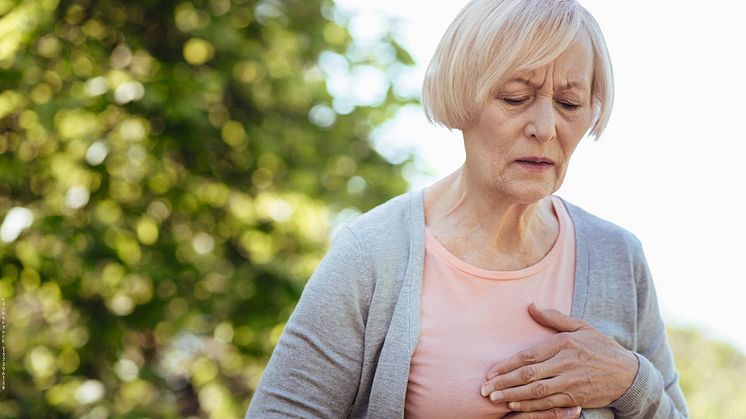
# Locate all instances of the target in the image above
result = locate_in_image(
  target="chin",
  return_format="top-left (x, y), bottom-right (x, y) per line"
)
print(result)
top-left (499, 183), bottom-right (556, 205)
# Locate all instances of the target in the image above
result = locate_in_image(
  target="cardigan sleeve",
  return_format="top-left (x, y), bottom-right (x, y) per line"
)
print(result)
top-left (245, 226), bottom-right (370, 418)
top-left (609, 238), bottom-right (689, 418)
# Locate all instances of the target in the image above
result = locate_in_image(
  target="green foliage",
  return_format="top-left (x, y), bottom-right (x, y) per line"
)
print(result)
top-left (668, 327), bottom-right (746, 418)
top-left (1, 1), bottom-right (743, 418)
top-left (0, 0), bottom-right (414, 417)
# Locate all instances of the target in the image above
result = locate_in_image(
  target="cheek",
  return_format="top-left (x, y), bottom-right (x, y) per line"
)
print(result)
top-left (558, 117), bottom-right (592, 156)
top-left (466, 120), bottom-right (515, 166)
top-left (562, 139), bottom-right (582, 161)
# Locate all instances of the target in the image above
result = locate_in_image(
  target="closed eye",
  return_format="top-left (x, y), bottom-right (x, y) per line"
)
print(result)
top-left (557, 101), bottom-right (581, 110)
top-left (504, 97), bottom-right (529, 106)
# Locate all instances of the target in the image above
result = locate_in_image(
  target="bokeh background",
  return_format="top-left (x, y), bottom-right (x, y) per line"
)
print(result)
top-left (0, 0), bottom-right (744, 418)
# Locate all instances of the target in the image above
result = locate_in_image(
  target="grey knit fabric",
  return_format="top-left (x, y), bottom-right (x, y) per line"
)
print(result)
top-left (245, 189), bottom-right (688, 419)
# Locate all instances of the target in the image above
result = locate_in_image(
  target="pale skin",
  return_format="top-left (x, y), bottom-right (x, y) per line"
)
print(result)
top-left (423, 32), bottom-right (638, 418)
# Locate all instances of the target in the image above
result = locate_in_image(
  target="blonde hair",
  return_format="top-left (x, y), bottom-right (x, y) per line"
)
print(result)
top-left (422, 0), bottom-right (614, 140)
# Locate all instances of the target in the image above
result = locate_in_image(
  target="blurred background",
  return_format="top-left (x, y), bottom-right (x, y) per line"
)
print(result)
top-left (0, 0), bottom-right (744, 418)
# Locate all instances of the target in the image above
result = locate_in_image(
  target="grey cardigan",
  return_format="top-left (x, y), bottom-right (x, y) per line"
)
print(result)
top-left (245, 189), bottom-right (688, 418)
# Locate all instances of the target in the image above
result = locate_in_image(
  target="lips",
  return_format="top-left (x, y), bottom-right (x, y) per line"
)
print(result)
top-left (515, 156), bottom-right (555, 165)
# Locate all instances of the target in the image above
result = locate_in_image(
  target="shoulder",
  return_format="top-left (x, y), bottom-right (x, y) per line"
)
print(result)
top-left (558, 197), bottom-right (645, 261)
top-left (328, 190), bottom-right (420, 284)
top-left (297, 193), bottom-right (416, 312)
top-left (340, 190), bottom-right (419, 247)
top-left (559, 197), bottom-right (643, 249)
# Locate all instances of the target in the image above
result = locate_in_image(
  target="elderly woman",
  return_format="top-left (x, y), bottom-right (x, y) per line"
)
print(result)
top-left (246, 0), bottom-right (688, 418)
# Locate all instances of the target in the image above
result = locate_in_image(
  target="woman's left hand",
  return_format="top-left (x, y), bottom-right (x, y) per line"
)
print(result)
top-left (480, 303), bottom-right (639, 413)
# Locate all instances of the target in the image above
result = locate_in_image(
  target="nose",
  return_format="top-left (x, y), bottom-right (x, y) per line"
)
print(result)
top-left (524, 98), bottom-right (557, 143)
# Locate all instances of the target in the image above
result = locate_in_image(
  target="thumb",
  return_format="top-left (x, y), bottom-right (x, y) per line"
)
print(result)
top-left (528, 303), bottom-right (586, 332)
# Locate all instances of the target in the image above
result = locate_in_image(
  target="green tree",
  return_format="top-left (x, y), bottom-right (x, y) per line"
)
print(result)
top-left (2, 1), bottom-right (745, 419)
top-left (0, 0), bottom-right (415, 417)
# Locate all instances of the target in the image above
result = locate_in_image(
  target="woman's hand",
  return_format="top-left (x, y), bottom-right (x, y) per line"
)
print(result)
top-left (480, 304), bottom-right (639, 413)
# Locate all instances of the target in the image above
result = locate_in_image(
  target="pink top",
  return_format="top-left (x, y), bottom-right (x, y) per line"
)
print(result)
top-left (404, 196), bottom-right (576, 418)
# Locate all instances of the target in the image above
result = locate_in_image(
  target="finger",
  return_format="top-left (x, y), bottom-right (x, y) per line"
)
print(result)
top-left (482, 361), bottom-right (559, 395)
top-left (487, 378), bottom-right (560, 403)
top-left (485, 339), bottom-right (562, 380)
top-left (528, 303), bottom-right (587, 333)
top-left (505, 406), bottom-right (581, 419)
top-left (507, 393), bottom-right (578, 412)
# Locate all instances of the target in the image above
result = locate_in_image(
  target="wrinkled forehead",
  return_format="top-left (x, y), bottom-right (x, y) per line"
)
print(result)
top-left (500, 32), bottom-right (594, 92)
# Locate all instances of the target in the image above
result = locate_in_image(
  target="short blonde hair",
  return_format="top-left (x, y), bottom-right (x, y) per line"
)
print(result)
top-left (422, 0), bottom-right (614, 140)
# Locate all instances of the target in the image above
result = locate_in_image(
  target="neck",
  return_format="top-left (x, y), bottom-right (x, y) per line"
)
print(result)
top-left (425, 166), bottom-right (558, 257)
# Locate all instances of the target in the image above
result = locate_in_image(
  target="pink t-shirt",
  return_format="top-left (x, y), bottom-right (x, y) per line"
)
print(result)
top-left (405, 196), bottom-right (576, 418)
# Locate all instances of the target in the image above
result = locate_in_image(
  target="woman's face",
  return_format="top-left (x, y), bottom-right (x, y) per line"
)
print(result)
top-left (462, 33), bottom-right (596, 204)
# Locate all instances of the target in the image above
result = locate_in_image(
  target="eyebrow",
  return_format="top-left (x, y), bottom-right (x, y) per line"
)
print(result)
top-left (507, 77), bottom-right (586, 91)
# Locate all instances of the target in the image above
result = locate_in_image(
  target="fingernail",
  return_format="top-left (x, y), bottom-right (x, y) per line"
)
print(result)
top-left (480, 384), bottom-right (492, 397)
top-left (489, 391), bottom-right (504, 402)
top-left (508, 402), bottom-right (520, 410)
top-left (567, 406), bottom-right (581, 417)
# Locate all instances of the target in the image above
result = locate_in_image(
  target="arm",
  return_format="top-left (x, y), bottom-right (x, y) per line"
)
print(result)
top-left (245, 226), bottom-right (370, 418)
top-left (609, 239), bottom-right (688, 418)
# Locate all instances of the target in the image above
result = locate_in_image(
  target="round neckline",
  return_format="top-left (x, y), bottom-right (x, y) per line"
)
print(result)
top-left (424, 196), bottom-right (564, 280)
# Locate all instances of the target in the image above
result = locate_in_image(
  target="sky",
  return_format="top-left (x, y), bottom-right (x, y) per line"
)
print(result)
top-left (334, 0), bottom-right (746, 352)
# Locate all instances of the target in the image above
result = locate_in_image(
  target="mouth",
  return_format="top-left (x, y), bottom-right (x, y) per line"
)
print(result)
top-left (515, 157), bottom-right (555, 171)
top-left (515, 157), bottom-right (555, 165)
